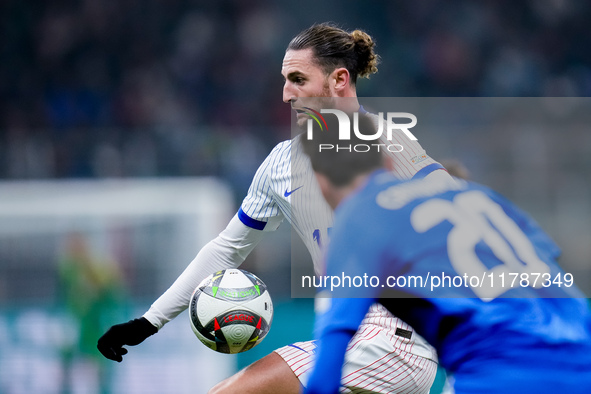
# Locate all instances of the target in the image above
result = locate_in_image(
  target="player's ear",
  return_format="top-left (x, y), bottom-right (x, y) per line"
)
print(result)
top-left (330, 67), bottom-right (350, 93)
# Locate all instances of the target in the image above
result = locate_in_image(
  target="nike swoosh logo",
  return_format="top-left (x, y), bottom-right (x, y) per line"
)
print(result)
top-left (284, 186), bottom-right (303, 197)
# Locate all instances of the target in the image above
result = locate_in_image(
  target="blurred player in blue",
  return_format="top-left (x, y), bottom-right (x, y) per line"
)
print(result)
top-left (301, 114), bottom-right (591, 394)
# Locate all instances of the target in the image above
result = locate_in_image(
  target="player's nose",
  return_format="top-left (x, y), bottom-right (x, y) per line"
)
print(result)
top-left (283, 84), bottom-right (296, 104)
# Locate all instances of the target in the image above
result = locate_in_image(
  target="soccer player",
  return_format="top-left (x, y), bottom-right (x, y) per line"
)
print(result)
top-left (301, 114), bottom-right (591, 394)
top-left (98, 23), bottom-right (451, 393)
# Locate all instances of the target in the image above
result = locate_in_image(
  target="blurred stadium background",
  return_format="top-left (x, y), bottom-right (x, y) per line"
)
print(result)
top-left (1, 0), bottom-right (590, 393)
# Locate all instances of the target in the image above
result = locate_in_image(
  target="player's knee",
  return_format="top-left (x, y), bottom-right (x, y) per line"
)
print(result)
top-left (206, 386), bottom-right (218, 394)
top-left (207, 374), bottom-right (241, 394)
top-left (208, 353), bottom-right (300, 394)
top-left (207, 380), bottom-right (227, 394)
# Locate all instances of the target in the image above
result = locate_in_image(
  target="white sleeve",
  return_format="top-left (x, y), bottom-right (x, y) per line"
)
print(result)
top-left (239, 141), bottom-right (288, 231)
top-left (143, 213), bottom-right (266, 329)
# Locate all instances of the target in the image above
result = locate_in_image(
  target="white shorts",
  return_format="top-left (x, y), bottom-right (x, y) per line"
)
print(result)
top-left (275, 325), bottom-right (438, 393)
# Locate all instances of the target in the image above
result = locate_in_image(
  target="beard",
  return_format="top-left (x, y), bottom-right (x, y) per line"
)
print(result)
top-left (294, 79), bottom-right (335, 126)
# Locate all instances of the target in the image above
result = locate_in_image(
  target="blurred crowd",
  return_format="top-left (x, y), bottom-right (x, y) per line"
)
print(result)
top-left (1, 0), bottom-right (590, 191)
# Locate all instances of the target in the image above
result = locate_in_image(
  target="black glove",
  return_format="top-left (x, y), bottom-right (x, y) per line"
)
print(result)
top-left (97, 317), bottom-right (158, 362)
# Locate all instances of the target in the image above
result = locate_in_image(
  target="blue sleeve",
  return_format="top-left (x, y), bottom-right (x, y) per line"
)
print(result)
top-left (304, 297), bottom-right (375, 394)
top-left (321, 197), bottom-right (393, 299)
top-left (305, 194), bottom-right (389, 393)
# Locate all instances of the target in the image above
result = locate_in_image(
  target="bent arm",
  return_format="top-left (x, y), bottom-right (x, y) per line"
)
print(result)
top-left (143, 213), bottom-right (267, 329)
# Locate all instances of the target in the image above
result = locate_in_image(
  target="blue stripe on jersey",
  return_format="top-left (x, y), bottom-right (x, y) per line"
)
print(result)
top-left (288, 343), bottom-right (311, 354)
top-left (412, 163), bottom-right (446, 180)
top-left (238, 207), bottom-right (267, 230)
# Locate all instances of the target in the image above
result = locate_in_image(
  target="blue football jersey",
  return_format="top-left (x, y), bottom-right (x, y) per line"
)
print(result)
top-left (306, 170), bottom-right (591, 394)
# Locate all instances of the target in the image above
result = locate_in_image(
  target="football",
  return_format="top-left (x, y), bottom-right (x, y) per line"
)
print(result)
top-left (189, 268), bottom-right (273, 354)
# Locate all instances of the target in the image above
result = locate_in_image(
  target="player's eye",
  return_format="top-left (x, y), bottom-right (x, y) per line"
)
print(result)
top-left (285, 74), bottom-right (306, 85)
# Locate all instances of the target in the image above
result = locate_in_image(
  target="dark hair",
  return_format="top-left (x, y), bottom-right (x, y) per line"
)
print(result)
top-left (288, 23), bottom-right (379, 84)
top-left (301, 112), bottom-right (384, 187)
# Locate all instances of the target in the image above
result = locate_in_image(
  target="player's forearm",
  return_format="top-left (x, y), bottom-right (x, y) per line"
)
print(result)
top-left (142, 240), bottom-right (238, 328)
top-left (305, 297), bottom-right (375, 393)
top-left (143, 214), bottom-right (265, 329)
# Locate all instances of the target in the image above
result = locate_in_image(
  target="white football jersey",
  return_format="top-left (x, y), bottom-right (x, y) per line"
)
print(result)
top-left (240, 112), bottom-right (444, 274)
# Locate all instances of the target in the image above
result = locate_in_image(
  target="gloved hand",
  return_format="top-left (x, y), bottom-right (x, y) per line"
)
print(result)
top-left (97, 317), bottom-right (158, 362)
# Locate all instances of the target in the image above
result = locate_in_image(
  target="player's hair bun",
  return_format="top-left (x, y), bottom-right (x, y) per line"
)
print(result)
top-left (350, 30), bottom-right (379, 78)
top-left (288, 23), bottom-right (379, 84)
